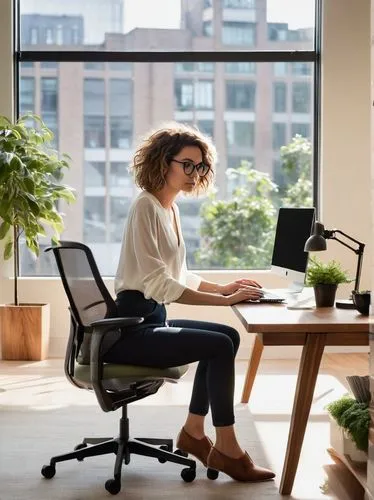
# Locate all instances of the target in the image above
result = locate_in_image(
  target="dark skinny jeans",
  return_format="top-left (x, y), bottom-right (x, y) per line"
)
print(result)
top-left (103, 290), bottom-right (240, 427)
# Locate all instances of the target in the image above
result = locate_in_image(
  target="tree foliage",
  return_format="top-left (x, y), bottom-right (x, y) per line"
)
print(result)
top-left (196, 136), bottom-right (313, 269)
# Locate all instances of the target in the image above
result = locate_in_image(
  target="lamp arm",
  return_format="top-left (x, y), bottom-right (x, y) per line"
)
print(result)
top-left (329, 229), bottom-right (364, 248)
top-left (326, 231), bottom-right (365, 292)
top-left (329, 235), bottom-right (359, 254)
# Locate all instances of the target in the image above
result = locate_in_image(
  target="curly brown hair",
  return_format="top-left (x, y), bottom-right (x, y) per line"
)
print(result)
top-left (130, 122), bottom-right (217, 194)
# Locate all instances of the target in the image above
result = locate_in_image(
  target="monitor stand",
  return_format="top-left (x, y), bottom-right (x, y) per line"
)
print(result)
top-left (287, 281), bottom-right (304, 294)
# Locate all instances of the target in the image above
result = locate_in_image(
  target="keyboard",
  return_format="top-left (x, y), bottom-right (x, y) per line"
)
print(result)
top-left (258, 292), bottom-right (285, 303)
top-left (244, 290), bottom-right (286, 304)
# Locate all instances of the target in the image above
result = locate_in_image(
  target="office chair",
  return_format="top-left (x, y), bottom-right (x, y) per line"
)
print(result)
top-left (40, 241), bottom-right (198, 495)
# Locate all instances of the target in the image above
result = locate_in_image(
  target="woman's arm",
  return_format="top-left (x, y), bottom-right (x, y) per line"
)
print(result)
top-left (197, 279), bottom-right (224, 294)
top-left (175, 286), bottom-right (263, 306)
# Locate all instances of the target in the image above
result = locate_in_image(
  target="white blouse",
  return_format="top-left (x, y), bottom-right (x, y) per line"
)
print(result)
top-left (114, 190), bottom-right (202, 304)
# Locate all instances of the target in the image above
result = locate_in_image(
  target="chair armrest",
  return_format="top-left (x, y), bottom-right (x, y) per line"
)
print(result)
top-left (89, 316), bottom-right (144, 411)
top-left (90, 317), bottom-right (144, 329)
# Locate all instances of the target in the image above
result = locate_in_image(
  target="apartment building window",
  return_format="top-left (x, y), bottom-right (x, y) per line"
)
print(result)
top-left (175, 62), bottom-right (214, 73)
top-left (292, 82), bottom-right (311, 113)
top-left (194, 81), bottom-right (214, 109)
top-left (41, 61), bottom-right (58, 68)
top-left (272, 123), bottom-right (286, 150)
top-left (291, 123), bottom-right (310, 139)
top-left (56, 25), bottom-right (63, 45)
top-left (19, 77), bottom-right (34, 114)
top-left (222, 22), bottom-right (256, 46)
top-left (175, 80), bottom-right (193, 110)
top-left (226, 121), bottom-right (255, 148)
top-left (84, 79), bottom-right (105, 148)
top-left (85, 62), bottom-right (105, 70)
top-left (110, 197), bottom-right (130, 242)
top-left (273, 82), bottom-right (287, 113)
top-left (203, 22), bottom-right (213, 37)
top-left (85, 161), bottom-right (106, 187)
top-left (111, 117), bottom-right (132, 148)
top-left (226, 81), bottom-right (256, 110)
top-left (84, 116), bottom-right (105, 148)
top-left (198, 120), bottom-right (214, 138)
top-left (268, 24), bottom-right (288, 41)
top-left (291, 62), bottom-right (312, 76)
top-left (110, 162), bottom-right (131, 189)
top-left (30, 28), bottom-right (38, 44)
top-left (84, 197), bottom-right (106, 243)
top-left (223, 0), bottom-right (255, 7)
top-left (273, 62), bottom-right (288, 76)
top-left (41, 78), bottom-right (57, 111)
top-left (41, 78), bottom-right (58, 146)
top-left (45, 28), bottom-right (54, 44)
top-left (225, 62), bottom-right (256, 74)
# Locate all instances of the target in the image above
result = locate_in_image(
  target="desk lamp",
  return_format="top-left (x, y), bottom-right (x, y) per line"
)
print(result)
top-left (304, 222), bottom-right (365, 309)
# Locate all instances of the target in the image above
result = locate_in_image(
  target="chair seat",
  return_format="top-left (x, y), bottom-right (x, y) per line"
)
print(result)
top-left (75, 362), bottom-right (189, 386)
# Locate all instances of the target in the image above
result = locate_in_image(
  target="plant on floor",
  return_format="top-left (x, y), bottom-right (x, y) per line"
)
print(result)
top-left (0, 113), bottom-right (76, 305)
top-left (326, 395), bottom-right (370, 451)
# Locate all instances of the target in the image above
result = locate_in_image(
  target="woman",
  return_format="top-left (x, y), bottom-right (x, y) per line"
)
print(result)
top-left (104, 123), bottom-right (275, 482)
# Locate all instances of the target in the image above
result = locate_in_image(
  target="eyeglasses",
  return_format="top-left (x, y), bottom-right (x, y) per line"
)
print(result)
top-left (171, 159), bottom-right (210, 177)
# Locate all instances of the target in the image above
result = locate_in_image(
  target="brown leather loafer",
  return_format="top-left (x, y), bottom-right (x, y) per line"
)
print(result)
top-left (176, 427), bottom-right (213, 466)
top-left (207, 447), bottom-right (275, 482)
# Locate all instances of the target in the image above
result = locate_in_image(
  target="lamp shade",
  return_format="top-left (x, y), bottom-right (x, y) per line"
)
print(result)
top-left (304, 221), bottom-right (327, 251)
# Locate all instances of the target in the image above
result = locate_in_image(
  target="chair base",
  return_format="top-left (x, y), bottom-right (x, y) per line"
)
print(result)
top-left (41, 406), bottom-right (196, 495)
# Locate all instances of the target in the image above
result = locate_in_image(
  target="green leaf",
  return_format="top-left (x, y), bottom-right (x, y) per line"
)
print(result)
top-left (0, 221), bottom-right (10, 239)
top-left (4, 240), bottom-right (13, 260)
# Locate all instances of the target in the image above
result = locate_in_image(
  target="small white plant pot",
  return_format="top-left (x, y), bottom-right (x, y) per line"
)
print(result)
top-left (329, 416), bottom-right (367, 464)
top-left (342, 429), bottom-right (368, 464)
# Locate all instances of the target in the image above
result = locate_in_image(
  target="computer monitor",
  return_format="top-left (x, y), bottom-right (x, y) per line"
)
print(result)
top-left (271, 207), bottom-right (316, 292)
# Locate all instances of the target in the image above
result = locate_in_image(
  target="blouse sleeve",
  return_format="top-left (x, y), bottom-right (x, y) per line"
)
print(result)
top-left (186, 271), bottom-right (202, 290)
top-left (132, 200), bottom-right (186, 304)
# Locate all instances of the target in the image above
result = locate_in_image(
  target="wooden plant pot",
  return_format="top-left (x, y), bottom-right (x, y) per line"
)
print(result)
top-left (0, 303), bottom-right (50, 361)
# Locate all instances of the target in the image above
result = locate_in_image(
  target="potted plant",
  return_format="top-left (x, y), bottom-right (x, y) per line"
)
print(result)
top-left (326, 395), bottom-right (369, 464)
top-left (0, 114), bottom-right (75, 360)
top-left (306, 256), bottom-right (351, 307)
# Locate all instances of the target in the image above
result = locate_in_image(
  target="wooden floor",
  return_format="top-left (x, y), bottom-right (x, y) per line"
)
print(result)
top-left (0, 352), bottom-right (369, 499)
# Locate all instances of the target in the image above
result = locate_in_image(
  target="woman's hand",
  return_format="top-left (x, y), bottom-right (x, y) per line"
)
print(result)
top-left (220, 279), bottom-right (262, 296)
top-left (225, 286), bottom-right (264, 306)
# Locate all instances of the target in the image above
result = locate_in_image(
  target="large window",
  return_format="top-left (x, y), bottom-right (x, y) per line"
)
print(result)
top-left (18, 0), bottom-right (318, 275)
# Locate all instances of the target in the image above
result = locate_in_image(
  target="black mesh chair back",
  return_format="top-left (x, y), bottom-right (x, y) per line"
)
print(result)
top-left (48, 241), bottom-right (117, 328)
top-left (46, 241), bottom-right (119, 382)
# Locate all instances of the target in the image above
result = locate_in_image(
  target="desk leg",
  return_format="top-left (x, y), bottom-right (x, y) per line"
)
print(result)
top-left (241, 334), bottom-right (263, 404)
top-left (279, 333), bottom-right (326, 495)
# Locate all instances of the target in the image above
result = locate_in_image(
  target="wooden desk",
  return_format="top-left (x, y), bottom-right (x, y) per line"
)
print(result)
top-left (232, 303), bottom-right (370, 495)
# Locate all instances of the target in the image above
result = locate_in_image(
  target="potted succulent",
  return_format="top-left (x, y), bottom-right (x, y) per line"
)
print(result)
top-left (0, 114), bottom-right (75, 360)
top-left (306, 256), bottom-right (351, 307)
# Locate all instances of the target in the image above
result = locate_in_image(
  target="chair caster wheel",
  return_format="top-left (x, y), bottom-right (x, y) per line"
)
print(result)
top-left (41, 464), bottom-right (56, 479)
top-left (181, 467), bottom-right (196, 482)
top-left (158, 444), bottom-right (169, 463)
top-left (174, 448), bottom-right (188, 457)
top-left (207, 467), bottom-right (219, 480)
top-left (105, 478), bottom-right (121, 495)
top-left (74, 442), bottom-right (87, 461)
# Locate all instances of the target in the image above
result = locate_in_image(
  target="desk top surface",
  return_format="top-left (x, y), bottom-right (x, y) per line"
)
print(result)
top-left (232, 303), bottom-right (372, 333)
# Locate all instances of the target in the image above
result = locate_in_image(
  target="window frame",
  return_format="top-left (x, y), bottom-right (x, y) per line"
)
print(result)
top-left (14, 0), bottom-right (322, 267)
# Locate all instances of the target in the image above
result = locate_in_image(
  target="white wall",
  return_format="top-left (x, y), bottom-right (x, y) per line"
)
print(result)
top-left (0, 0), bottom-right (372, 360)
